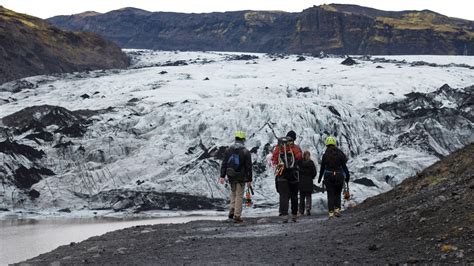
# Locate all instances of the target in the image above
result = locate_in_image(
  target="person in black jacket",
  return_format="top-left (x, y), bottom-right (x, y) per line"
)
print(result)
top-left (318, 136), bottom-right (350, 218)
top-left (298, 151), bottom-right (317, 216)
top-left (219, 131), bottom-right (253, 223)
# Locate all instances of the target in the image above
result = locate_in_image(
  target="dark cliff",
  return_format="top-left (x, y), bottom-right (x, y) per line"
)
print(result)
top-left (0, 6), bottom-right (129, 84)
top-left (47, 4), bottom-right (474, 55)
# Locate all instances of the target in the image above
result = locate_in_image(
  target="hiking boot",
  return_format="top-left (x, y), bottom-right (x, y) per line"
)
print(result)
top-left (292, 214), bottom-right (297, 222)
top-left (234, 216), bottom-right (243, 223)
top-left (281, 215), bottom-right (289, 223)
top-left (306, 209), bottom-right (311, 216)
top-left (334, 208), bottom-right (341, 217)
top-left (328, 211), bottom-right (335, 218)
top-left (228, 212), bottom-right (234, 219)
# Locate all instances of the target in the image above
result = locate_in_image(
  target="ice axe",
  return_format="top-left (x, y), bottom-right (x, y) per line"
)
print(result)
top-left (245, 186), bottom-right (254, 207)
top-left (248, 185), bottom-right (254, 195)
top-left (343, 181), bottom-right (350, 201)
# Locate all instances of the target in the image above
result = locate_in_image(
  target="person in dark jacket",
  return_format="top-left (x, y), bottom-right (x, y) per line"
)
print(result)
top-left (318, 136), bottom-right (350, 218)
top-left (298, 151), bottom-right (317, 216)
top-left (219, 131), bottom-right (253, 223)
top-left (271, 130), bottom-right (302, 223)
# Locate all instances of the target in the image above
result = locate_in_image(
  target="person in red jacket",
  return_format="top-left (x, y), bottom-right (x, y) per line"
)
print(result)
top-left (271, 130), bottom-right (302, 223)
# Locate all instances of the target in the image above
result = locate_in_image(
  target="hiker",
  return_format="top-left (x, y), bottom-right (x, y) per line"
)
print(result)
top-left (298, 150), bottom-right (317, 216)
top-left (271, 130), bottom-right (302, 223)
top-left (318, 136), bottom-right (350, 218)
top-left (219, 131), bottom-right (253, 223)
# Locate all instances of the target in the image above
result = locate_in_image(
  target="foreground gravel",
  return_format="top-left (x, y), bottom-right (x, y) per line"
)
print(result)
top-left (19, 208), bottom-right (472, 265)
top-left (18, 213), bottom-right (409, 265)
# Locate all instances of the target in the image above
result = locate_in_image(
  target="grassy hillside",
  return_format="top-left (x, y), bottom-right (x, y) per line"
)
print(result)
top-left (0, 6), bottom-right (129, 84)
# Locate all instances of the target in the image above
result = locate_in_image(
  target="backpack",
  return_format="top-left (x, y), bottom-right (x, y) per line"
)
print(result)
top-left (226, 149), bottom-right (243, 179)
top-left (322, 147), bottom-right (345, 185)
top-left (277, 137), bottom-right (295, 169)
top-left (324, 147), bottom-right (345, 171)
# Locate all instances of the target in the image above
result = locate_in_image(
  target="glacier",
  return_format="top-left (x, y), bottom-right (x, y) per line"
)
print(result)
top-left (0, 50), bottom-right (472, 217)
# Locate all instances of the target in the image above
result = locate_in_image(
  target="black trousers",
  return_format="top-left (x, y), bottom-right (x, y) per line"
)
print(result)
top-left (277, 169), bottom-right (299, 216)
top-left (299, 191), bottom-right (312, 214)
top-left (324, 180), bottom-right (343, 212)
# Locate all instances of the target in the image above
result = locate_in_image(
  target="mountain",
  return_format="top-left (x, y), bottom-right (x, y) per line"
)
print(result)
top-left (0, 50), bottom-right (472, 215)
top-left (0, 6), bottom-right (129, 84)
top-left (47, 4), bottom-right (474, 55)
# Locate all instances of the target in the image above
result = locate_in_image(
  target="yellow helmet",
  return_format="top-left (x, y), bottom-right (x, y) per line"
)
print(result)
top-left (235, 131), bottom-right (246, 140)
top-left (325, 136), bottom-right (336, 146)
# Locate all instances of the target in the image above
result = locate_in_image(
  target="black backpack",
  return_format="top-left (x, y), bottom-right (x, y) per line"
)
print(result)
top-left (323, 148), bottom-right (345, 185)
top-left (324, 147), bottom-right (344, 171)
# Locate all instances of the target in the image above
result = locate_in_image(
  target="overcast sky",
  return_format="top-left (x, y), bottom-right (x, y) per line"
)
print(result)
top-left (1, 0), bottom-right (473, 20)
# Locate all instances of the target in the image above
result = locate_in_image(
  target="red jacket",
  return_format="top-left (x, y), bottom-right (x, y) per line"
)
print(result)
top-left (271, 143), bottom-right (302, 166)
